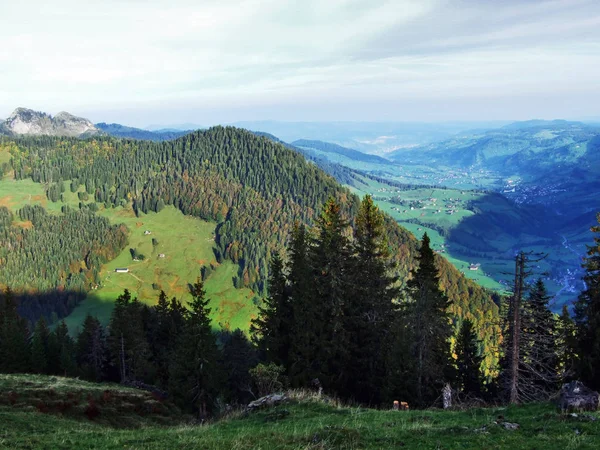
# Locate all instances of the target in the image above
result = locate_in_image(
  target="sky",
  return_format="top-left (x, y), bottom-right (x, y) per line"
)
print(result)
top-left (1, 0), bottom-right (599, 127)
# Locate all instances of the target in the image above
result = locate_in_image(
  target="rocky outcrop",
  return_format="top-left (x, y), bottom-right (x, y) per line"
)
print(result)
top-left (246, 393), bottom-right (287, 411)
top-left (0, 107), bottom-right (101, 137)
top-left (558, 381), bottom-right (600, 412)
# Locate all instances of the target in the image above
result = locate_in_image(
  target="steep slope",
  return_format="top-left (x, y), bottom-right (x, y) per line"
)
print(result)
top-left (0, 108), bottom-right (101, 137)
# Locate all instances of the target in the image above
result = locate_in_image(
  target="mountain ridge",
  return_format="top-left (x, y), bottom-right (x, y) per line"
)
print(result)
top-left (0, 107), bottom-right (101, 137)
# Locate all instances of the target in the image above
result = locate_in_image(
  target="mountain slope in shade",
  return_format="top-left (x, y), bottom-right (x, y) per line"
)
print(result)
top-left (0, 108), bottom-right (101, 137)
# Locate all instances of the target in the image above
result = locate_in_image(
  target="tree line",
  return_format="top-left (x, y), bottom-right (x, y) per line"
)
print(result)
top-left (0, 202), bottom-right (598, 416)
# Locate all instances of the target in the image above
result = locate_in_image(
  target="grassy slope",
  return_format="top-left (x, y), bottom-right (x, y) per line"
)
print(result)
top-left (0, 167), bottom-right (256, 332)
top-left (1, 374), bottom-right (599, 449)
top-left (348, 176), bottom-right (505, 293)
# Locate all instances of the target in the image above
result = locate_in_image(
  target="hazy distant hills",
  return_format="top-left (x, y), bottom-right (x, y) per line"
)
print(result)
top-left (292, 139), bottom-right (391, 164)
top-left (95, 123), bottom-right (192, 141)
top-left (389, 120), bottom-right (600, 176)
top-left (0, 107), bottom-right (101, 137)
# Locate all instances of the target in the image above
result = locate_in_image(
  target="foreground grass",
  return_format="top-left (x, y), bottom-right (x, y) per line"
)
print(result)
top-left (1, 375), bottom-right (599, 449)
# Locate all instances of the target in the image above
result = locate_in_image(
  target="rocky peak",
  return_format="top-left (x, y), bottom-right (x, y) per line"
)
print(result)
top-left (0, 107), bottom-right (101, 137)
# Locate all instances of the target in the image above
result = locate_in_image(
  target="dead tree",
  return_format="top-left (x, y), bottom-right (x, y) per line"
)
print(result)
top-left (503, 251), bottom-right (561, 404)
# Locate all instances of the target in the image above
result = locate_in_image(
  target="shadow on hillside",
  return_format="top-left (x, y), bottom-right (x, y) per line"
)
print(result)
top-left (444, 192), bottom-right (550, 264)
top-left (1, 289), bottom-right (88, 328)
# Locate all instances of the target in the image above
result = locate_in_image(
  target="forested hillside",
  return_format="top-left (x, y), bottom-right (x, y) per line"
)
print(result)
top-left (0, 128), bottom-right (500, 373)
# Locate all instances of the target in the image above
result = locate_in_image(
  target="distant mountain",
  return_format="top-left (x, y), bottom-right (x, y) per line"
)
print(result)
top-left (292, 139), bottom-right (391, 164)
top-left (389, 120), bottom-right (600, 176)
top-left (0, 108), bottom-right (101, 137)
top-left (96, 123), bottom-right (192, 141)
top-left (231, 120), bottom-right (510, 154)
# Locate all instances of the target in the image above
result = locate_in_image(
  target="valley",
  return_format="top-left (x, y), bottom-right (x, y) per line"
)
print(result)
top-left (295, 126), bottom-right (599, 309)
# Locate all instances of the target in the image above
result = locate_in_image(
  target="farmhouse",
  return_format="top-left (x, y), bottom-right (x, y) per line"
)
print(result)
top-left (469, 263), bottom-right (481, 271)
top-left (158, 253), bottom-right (166, 258)
top-left (115, 268), bottom-right (129, 273)
top-left (144, 230), bottom-right (152, 235)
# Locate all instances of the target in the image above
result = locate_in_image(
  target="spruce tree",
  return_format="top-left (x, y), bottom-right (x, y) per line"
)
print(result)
top-left (48, 320), bottom-right (76, 376)
top-left (308, 198), bottom-right (353, 393)
top-left (31, 317), bottom-right (50, 374)
top-left (250, 253), bottom-right (292, 367)
top-left (346, 195), bottom-right (398, 404)
top-left (287, 222), bottom-right (318, 387)
top-left (521, 278), bottom-right (560, 398)
top-left (402, 233), bottom-right (452, 406)
top-left (220, 329), bottom-right (258, 405)
top-left (0, 288), bottom-right (30, 373)
top-left (556, 304), bottom-right (576, 381)
top-left (574, 212), bottom-right (600, 389)
top-left (455, 319), bottom-right (483, 397)
top-left (501, 256), bottom-right (561, 403)
top-left (169, 279), bottom-right (220, 418)
top-left (108, 289), bottom-right (152, 382)
top-left (76, 314), bottom-right (107, 382)
top-left (146, 291), bottom-right (169, 387)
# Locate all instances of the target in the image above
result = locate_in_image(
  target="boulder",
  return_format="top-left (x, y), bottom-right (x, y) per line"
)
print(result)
top-left (558, 381), bottom-right (600, 412)
top-left (246, 393), bottom-right (287, 411)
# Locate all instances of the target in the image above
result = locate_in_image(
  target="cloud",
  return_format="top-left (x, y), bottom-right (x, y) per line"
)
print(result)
top-left (0, 0), bottom-right (598, 124)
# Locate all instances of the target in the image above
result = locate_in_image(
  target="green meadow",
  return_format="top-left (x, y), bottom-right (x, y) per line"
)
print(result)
top-left (0, 167), bottom-right (257, 332)
top-left (2, 374), bottom-right (599, 450)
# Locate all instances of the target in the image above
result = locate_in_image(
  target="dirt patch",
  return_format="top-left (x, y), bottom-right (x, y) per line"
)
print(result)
top-left (15, 220), bottom-right (33, 229)
top-left (0, 195), bottom-right (14, 208)
top-left (135, 222), bottom-right (144, 228)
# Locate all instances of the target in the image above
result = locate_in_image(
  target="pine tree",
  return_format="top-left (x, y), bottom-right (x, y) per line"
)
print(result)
top-left (455, 319), bottom-right (483, 397)
top-left (31, 317), bottom-right (50, 374)
top-left (0, 288), bottom-right (30, 373)
top-left (169, 279), bottom-right (220, 418)
top-left (401, 233), bottom-right (452, 406)
top-left (345, 195), bottom-right (399, 404)
top-left (574, 212), bottom-right (600, 389)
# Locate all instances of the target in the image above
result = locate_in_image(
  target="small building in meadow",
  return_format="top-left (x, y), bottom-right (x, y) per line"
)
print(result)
top-left (115, 268), bottom-right (129, 273)
top-left (144, 230), bottom-right (152, 235)
top-left (158, 253), bottom-right (166, 258)
top-left (469, 263), bottom-right (481, 271)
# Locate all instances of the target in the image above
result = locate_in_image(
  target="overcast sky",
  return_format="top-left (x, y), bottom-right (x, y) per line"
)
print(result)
top-left (1, 0), bottom-right (599, 127)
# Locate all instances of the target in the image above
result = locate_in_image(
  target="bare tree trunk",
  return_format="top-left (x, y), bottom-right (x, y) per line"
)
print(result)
top-left (120, 333), bottom-right (126, 382)
top-left (509, 253), bottom-right (524, 404)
